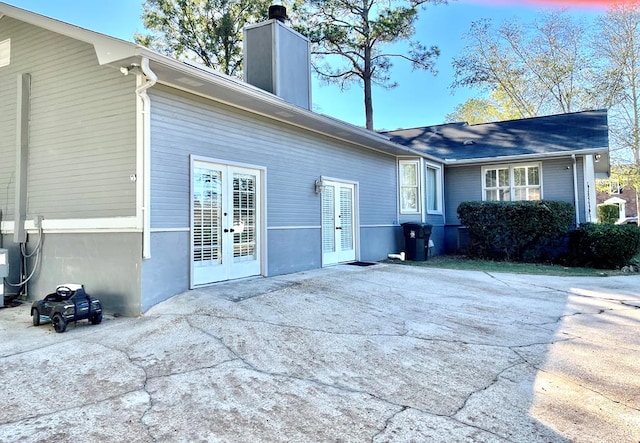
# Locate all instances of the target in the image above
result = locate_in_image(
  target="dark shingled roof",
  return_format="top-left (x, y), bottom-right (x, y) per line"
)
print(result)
top-left (382, 110), bottom-right (609, 162)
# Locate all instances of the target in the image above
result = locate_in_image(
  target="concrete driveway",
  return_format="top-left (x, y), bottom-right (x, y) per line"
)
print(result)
top-left (1, 264), bottom-right (639, 442)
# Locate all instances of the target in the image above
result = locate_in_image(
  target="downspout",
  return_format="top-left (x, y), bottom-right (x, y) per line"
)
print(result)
top-left (135, 57), bottom-right (157, 259)
top-left (572, 154), bottom-right (580, 226)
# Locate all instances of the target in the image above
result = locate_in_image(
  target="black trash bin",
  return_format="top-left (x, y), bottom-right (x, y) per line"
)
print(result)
top-left (401, 223), bottom-right (433, 261)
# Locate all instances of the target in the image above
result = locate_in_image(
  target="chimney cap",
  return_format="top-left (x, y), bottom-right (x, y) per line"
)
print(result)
top-left (268, 5), bottom-right (287, 22)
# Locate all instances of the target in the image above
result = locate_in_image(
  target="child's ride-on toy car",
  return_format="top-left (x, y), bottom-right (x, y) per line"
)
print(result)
top-left (31, 284), bottom-right (103, 333)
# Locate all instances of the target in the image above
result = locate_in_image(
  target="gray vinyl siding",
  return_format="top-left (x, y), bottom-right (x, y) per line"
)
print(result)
top-left (444, 158), bottom-right (586, 226)
top-left (444, 165), bottom-right (481, 226)
top-left (149, 85), bottom-right (398, 230)
top-left (541, 158), bottom-right (576, 203)
top-left (0, 17), bottom-right (137, 220)
top-left (443, 158), bottom-right (588, 252)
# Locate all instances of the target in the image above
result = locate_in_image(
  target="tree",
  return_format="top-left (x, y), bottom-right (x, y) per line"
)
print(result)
top-left (592, 1), bottom-right (640, 165)
top-left (451, 10), bottom-right (593, 120)
top-left (135, 0), bottom-right (273, 77)
top-left (444, 87), bottom-right (522, 124)
top-left (592, 2), bottom-right (640, 219)
top-left (293, 0), bottom-right (446, 130)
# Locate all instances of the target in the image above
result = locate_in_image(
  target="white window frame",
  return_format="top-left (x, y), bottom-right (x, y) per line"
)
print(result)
top-left (482, 162), bottom-right (542, 202)
top-left (425, 162), bottom-right (443, 214)
top-left (609, 179), bottom-right (621, 195)
top-left (399, 159), bottom-right (421, 214)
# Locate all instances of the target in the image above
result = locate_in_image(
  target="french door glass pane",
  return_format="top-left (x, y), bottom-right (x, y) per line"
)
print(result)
top-left (233, 173), bottom-right (256, 261)
top-left (340, 187), bottom-right (353, 250)
top-left (193, 168), bottom-right (222, 263)
top-left (322, 185), bottom-right (336, 253)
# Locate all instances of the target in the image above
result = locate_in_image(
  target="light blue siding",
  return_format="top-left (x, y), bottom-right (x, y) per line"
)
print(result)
top-left (149, 85), bottom-right (398, 230)
top-left (145, 84), bottom-right (401, 294)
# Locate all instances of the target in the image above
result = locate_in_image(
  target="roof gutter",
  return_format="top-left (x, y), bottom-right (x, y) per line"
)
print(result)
top-left (133, 57), bottom-right (157, 259)
top-left (442, 148), bottom-right (607, 166)
top-left (131, 51), bottom-right (437, 161)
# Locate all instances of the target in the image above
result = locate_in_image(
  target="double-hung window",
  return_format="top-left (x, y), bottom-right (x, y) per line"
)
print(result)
top-left (399, 160), bottom-right (420, 213)
top-left (483, 163), bottom-right (541, 201)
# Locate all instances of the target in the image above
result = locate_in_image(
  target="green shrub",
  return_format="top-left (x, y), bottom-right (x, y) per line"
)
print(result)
top-left (597, 204), bottom-right (620, 224)
top-left (457, 200), bottom-right (575, 262)
top-left (566, 223), bottom-right (640, 269)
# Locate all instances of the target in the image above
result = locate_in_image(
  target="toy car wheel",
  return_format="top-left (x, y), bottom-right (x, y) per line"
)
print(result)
top-left (32, 308), bottom-right (40, 326)
top-left (90, 312), bottom-right (102, 325)
top-left (52, 313), bottom-right (67, 333)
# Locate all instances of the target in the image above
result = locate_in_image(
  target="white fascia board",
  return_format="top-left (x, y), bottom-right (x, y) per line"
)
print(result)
top-left (0, 2), bottom-right (140, 64)
top-left (443, 148), bottom-right (608, 167)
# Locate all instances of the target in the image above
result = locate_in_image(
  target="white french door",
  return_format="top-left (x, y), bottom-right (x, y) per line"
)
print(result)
top-left (321, 180), bottom-right (357, 265)
top-left (191, 161), bottom-right (262, 287)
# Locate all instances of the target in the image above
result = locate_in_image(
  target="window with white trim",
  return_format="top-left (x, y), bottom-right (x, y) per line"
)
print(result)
top-left (399, 160), bottom-right (420, 213)
top-left (0, 39), bottom-right (10, 68)
top-left (482, 163), bottom-right (541, 201)
top-left (425, 164), bottom-right (442, 213)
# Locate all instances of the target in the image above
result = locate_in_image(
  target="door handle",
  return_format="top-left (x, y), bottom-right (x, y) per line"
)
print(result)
top-left (335, 227), bottom-right (342, 230)
top-left (224, 228), bottom-right (235, 233)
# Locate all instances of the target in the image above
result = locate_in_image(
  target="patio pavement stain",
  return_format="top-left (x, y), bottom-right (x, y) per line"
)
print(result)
top-left (0, 263), bottom-right (638, 442)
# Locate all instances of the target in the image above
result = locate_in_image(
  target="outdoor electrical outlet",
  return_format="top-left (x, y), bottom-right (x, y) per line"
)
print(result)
top-left (33, 215), bottom-right (43, 228)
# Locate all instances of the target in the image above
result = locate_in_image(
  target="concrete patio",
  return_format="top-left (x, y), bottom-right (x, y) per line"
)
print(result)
top-left (1, 263), bottom-right (639, 442)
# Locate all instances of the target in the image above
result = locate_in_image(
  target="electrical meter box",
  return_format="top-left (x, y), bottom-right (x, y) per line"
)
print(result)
top-left (0, 248), bottom-right (8, 278)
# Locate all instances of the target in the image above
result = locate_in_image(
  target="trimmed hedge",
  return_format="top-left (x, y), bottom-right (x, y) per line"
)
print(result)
top-left (597, 204), bottom-right (620, 225)
top-left (457, 200), bottom-right (575, 262)
top-left (566, 223), bottom-right (640, 269)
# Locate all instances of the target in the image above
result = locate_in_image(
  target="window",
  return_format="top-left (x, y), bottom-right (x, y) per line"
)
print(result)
top-left (482, 163), bottom-right (541, 201)
top-left (399, 160), bottom-right (420, 213)
top-left (609, 179), bottom-right (621, 194)
top-left (425, 164), bottom-right (442, 213)
top-left (0, 39), bottom-right (10, 68)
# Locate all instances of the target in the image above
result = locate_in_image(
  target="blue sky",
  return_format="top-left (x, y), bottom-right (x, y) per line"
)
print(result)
top-left (3, 0), bottom-right (605, 130)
